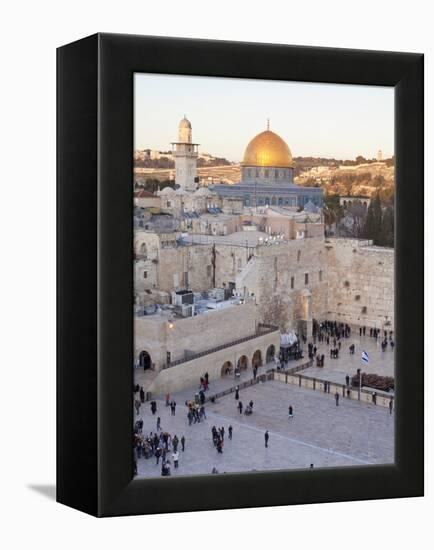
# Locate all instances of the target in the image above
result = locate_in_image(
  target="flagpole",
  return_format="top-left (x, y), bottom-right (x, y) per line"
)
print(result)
top-left (357, 367), bottom-right (361, 401)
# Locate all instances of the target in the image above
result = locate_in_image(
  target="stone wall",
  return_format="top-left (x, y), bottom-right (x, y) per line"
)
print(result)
top-left (134, 301), bottom-right (261, 370)
top-left (146, 329), bottom-right (279, 394)
top-left (236, 237), bottom-right (329, 332)
top-left (325, 238), bottom-right (394, 329)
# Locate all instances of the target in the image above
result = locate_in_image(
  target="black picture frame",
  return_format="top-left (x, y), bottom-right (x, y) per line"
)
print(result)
top-left (57, 33), bottom-right (424, 517)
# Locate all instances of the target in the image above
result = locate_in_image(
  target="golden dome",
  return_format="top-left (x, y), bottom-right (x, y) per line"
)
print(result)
top-left (242, 130), bottom-right (293, 168)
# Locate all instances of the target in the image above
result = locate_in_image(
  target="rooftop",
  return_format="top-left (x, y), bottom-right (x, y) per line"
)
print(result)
top-left (178, 230), bottom-right (285, 247)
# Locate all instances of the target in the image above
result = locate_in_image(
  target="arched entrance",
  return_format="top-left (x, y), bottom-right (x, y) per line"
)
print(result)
top-left (252, 350), bottom-right (262, 368)
top-left (139, 350), bottom-right (151, 370)
top-left (237, 355), bottom-right (248, 371)
top-left (266, 345), bottom-right (276, 363)
top-left (221, 361), bottom-right (233, 377)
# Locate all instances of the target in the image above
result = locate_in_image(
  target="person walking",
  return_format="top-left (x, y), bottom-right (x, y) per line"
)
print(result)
top-left (220, 427), bottom-right (225, 441)
top-left (288, 405), bottom-right (293, 419)
top-left (235, 386), bottom-right (239, 400)
top-left (155, 446), bottom-right (162, 465)
top-left (345, 374), bottom-right (350, 386)
top-left (389, 399), bottom-right (393, 414)
top-left (172, 450), bottom-right (179, 469)
top-left (139, 386), bottom-right (145, 403)
top-left (134, 399), bottom-right (141, 415)
top-left (172, 435), bottom-right (179, 452)
top-left (335, 392), bottom-right (339, 406)
top-left (253, 366), bottom-right (258, 380)
top-left (181, 435), bottom-right (185, 451)
top-left (264, 430), bottom-right (269, 448)
top-left (228, 425), bottom-right (233, 440)
top-left (238, 401), bottom-right (243, 414)
top-left (157, 416), bottom-right (161, 431)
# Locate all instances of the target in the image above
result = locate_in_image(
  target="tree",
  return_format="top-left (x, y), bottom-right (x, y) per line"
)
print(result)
top-left (323, 195), bottom-right (344, 232)
top-left (345, 200), bottom-right (367, 238)
top-left (363, 194), bottom-right (382, 244)
top-left (380, 205), bottom-right (394, 247)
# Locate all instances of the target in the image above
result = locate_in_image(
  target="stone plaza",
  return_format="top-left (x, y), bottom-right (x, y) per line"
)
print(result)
top-left (134, 330), bottom-right (394, 478)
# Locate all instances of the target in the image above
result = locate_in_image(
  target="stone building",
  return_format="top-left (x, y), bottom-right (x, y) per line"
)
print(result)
top-left (211, 121), bottom-right (324, 209)
top-left (135, 299), bottom-right (279, 394)
top-left (132, 117), bottom-right (394, 395)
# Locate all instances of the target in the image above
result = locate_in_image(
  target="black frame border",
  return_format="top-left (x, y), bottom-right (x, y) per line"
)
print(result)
top-left (57, 33), bottom-right (424, 517)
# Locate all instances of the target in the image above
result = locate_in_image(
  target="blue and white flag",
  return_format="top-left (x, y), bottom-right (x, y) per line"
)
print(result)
top-left (361, 351), bottom-right (369, 364)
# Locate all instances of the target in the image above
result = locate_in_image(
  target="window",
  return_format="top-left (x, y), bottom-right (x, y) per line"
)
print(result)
top-left (256, 169), bottom-right (259, 177)
top-left (237, 258), bottom-right (242, 269)
top-left (305, 273), bottom-right (309, 285)
top-left (297, 250), bottom-right (301, 262)
top-left (143, 271), bottom-right (148, 279)
top-left (207, 265), bottom-right (212, 277)
top-left (319, 270), bottom-right (323, 282)
top-left (166, 201), bottom-right (171, 207)
top-left (275, 169), bottom-right (279, 178)
top-left (248, 169), bottom-right (251, 178)
top-left (264, 169), bottom-right (269, 177)
top-left (291, 276), bottom-right (294, 289)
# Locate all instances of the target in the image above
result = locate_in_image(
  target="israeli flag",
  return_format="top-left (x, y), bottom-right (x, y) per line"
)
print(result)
top-left (361, 351), bottom-right (369, 364)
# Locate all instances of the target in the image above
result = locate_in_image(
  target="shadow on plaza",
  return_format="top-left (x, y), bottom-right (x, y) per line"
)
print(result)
top-left (27, 484), bottom-right (56, 501)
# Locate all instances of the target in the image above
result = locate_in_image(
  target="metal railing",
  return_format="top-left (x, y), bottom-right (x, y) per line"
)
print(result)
top-left (164, 323), bottom-right (278, 369)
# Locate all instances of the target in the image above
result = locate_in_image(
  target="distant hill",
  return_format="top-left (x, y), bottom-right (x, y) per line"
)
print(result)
top-left (134, 149), bottom-right (232, 169)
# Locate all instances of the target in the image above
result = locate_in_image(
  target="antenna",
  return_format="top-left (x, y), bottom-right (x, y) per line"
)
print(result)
top-left (267, 118), bottom-right (270, 131)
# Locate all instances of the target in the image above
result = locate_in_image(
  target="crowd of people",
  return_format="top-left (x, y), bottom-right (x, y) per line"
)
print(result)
top-left (133, 321), bottom-right (394, 476)
top-left (133, 416), bottom-right (186, 477)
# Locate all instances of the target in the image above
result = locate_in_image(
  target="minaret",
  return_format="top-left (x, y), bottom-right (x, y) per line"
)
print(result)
top-left (171, 116), bottom-right (199, 192)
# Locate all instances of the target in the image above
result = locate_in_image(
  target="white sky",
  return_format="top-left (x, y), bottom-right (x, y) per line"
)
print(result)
top-left (134, 73), bottom-right (394, 162)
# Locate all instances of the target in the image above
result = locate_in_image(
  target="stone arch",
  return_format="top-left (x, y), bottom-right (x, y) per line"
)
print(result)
top-left (252, 349), bottom-right (262, 368)
top-left (221, 361), bottom-right (233, 377)
top-left (266, 344), bottom-right (276, 363)
top-left (139, 350), bottom-right (152, 370)
top-left (237, 355), bottom-right (248, 371)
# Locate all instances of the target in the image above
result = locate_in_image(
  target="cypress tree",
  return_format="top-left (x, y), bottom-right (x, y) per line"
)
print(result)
top-left (363, 200), bottom-right (375, 240)
top-left (371, 194), bottom-right (383, 245)
top-left (381, 205), bottom-right (394, 247)
top-left (363, 194), bottom-right (383, 244)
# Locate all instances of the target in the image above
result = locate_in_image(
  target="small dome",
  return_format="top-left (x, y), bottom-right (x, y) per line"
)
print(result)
top-left (159, 186), bottom-right (176, 195)
top-left (194, 187), bottom-right (214, 196)
top-left (179, 116), bottom-right (191, 129)
top-left (304, 200), bottom-right (319, 213)
top-left (243, 129), bottom-right (293, 168)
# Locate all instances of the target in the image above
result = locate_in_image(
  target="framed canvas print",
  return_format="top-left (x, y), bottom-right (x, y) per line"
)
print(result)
top-left (57, 33), bottom-right (424, 517)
